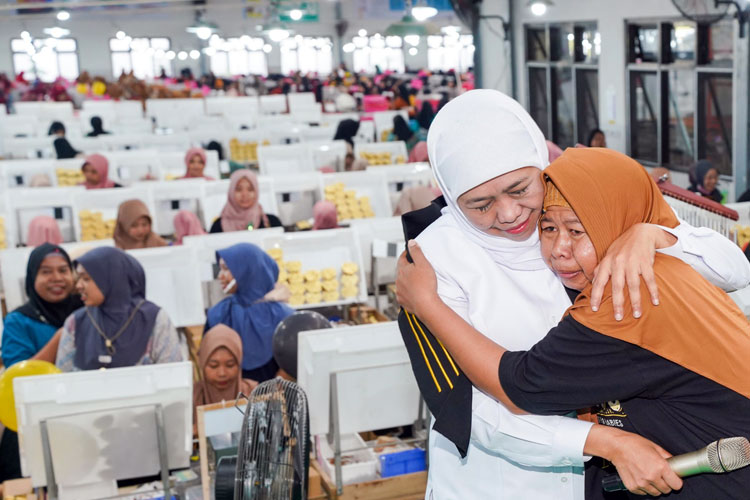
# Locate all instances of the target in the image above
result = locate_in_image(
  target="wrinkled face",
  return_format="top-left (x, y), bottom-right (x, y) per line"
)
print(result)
top-left (456, 167), bottom-right (545, 242)
top-left (539, 206), bottom-right (598, 291)
top-left (218, 258), bottom-right (236, 293)
top-left (204, 347), bottom-right (240, 390)
top-left (82, 163), bottom-right (100, 185)
top-left (127, 216), bottom-right (151, 242)
top-left (234, 178), bottom-right (257, 210)
top-left (187, 154), bottom-right (205, 178)
top-left (589, 132), bottom-right (606, 148)
top-left (34, 254), bottom-right (74, 303)
top-left (703, 168), bottom-right (719, 192)
top-left (75, 264), bottom-right (105, 306)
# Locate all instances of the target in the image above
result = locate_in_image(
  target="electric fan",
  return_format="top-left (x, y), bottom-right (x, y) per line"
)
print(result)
top-left (215, 378), bottom-right (310, 500)
top-left (672, 0), bottom-right (730, 23)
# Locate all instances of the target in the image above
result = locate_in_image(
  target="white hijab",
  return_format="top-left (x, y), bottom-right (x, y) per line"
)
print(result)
top-left (427, 89), bottom-right (550, 270)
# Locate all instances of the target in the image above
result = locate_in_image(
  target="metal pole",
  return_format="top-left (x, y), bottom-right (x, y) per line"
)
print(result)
top-left (330, 372), bottom-right (343, 495)
top-left (40, 420), bottom-right (58, 500)
top-left (154, 404), bottom-right (172, 500)
top-left (733, 20), bottom-right (749, 199)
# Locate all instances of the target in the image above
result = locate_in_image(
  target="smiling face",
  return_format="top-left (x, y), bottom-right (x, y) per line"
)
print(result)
top-left (234, 178), bottom-right (258, 210)
top-left (204, 346), bottom-right (239, 390)
top-left (539, 206), bottom-right (598, 291)
top-left (456, 167), bottom-right (545, 241)
top-left (75, 263), bottom-right (105, 306)
top-left (34, 254), bottom-right (74, 303)
top-left (187, 154), bottom-right (206, 178)
top-left (702, 168), bottom-right (719, 192)
top-left (127, 216), bottom-right (151, 243)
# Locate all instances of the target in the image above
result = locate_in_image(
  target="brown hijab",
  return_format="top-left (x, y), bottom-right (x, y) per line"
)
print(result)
top-left (113, 199), bottom-right (167, 250)
top-left (544, 147), bottom-right (750, 399)
top-left (194, 325), bottom-right (257, 416)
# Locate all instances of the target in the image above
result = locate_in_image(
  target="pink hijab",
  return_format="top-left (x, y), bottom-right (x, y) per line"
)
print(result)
top-left (408, 141), bottom-right (429, 163)
top-left (173, 210), bottom-right (206, 244)
top-left (313, 201), bottom-right (338, 230)
top-left (27, 216), bottom-right (63, 246)
top-left (546, 140), bottom-right (564, 162)
top-left (182, 147), bottom-right (214, 180)
top-left (81, 154), bottom-right (116, 189)
top-left (220, 170), bottom-right (269, 232)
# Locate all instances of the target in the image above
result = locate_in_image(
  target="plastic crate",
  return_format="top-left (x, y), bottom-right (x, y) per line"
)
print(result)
top-left (379, 448), bottom-right (426, 478)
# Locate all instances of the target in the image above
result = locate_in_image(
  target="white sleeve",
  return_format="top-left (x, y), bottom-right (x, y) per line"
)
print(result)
top-left (656, 217), bottom-right (750, 292)
top-left (436, 270), bottom-right (593, 468)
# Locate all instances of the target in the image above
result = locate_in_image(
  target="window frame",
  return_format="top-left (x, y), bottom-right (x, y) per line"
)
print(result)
top-left (108, 36), bottom-right (173, 79)
top-left (10, 37), bottom-right (80, 82)
top-left (624, 18), bottom-right (734, 174)
top-left (524, 22), bottom-right (600, 148)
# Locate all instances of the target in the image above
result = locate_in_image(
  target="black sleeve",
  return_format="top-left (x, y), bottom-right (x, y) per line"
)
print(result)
top-left (499, 316), bottom-right (649, 415)
top-left (209, 218), bottom-right (223, 233)
top-left (264, 214), bottom-right (283, 228)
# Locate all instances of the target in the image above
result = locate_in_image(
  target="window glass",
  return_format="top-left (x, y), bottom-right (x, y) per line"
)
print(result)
top-left (629, 71), bottom-right (659, 163)
top-left (698, 73), bottom-right (732, 176)
top-left (528, 67), bottom-right (549, 138)
top-left (667, 69), bottom-right (694, 167)
top-left (576, 68), bottom-right (599, 146)
top-left (553, 67), bottom-right (574, 148)
top-left (526, 27), bottom-right (547, 61)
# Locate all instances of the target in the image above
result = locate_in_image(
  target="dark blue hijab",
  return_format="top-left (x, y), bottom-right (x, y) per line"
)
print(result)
top-left (206, 243), bottom-right (293, 370)
top-left (73, 247), bottom-right (160, 370)
top-left (15, 243), bottom-right (82, 328)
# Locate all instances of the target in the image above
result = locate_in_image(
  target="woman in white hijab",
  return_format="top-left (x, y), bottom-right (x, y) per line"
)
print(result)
top-left (400, 90), bottom-right (749, 499)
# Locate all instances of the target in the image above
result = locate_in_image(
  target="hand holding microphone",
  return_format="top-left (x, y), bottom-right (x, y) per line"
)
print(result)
top-left (603, 437), bottom-right (750, 495)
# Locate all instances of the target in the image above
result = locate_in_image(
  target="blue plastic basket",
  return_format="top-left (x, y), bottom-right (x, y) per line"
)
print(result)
top-left (379, 448), bottom-right (426, 478)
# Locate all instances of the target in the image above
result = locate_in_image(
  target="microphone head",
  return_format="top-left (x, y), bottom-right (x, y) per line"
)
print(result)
top-left (707, 437), bottom-right (750, 473)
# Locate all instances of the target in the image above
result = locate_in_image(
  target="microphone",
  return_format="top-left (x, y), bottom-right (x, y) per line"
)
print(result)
top-left (602, 437), bottom-right (750, 492)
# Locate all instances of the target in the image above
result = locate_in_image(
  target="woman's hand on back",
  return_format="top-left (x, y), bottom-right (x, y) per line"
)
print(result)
top-left (396, 240), bottom-right (440, 318)
top-left (590, 223), bottom-right (676, 320)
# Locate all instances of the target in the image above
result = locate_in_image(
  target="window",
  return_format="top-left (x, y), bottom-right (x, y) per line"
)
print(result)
top-left (352, 35), bottom-right (404, 73)
top-left (427, 34), bottom-right (474, 72)
top-left (626, 20), bottom-right (733, 172)
top-left (280, 37), bottom-right (333, 75)
top-left (109, 37), bottom-right (172, 79)
top-left (208, 36), bottom-right (268, 77)
top-left (11, 37), bottom-right (79, 82)
top-left (524, 23), bottom-right (600, 148)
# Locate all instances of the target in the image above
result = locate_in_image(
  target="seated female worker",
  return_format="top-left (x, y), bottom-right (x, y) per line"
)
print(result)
top-left (209, 170), bottom-right (282, 233)
top-left (397, 148), bottom-right (750, 499)
top-left (193, 324), bottom-right (258, 432)
top-left (205, 243), bottom-right (293, 382)
top-left (56, 247), bottom-right (184, 371)
top-left (2, 243), bottom-right (82, 367)
top-left (114, 199), bottom-right (167, 250)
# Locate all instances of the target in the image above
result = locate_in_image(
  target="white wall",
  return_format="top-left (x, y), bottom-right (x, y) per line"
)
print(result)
top-left (511, 0), bottom-right (685, 155)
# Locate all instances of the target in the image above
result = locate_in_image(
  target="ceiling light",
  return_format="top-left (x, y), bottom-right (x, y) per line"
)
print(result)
top-left (203, 47), bottom-right (216, 56)
top-left (289, 9), bottom-right (303, 21)
top-left (177, 51), bottom-right (188, 60)
top-left (187, 17), bottom-right (218, 40)
top-left (267, 28), bottom-right (290, 42)
top-left (408, 47), bottom-right (418, 56)
top-left (358, 29), bottom-right (367, 37)
top-left (44, 27), bottom-right (70, 38)
top-left (56, 10), bottom-right (70, 21)
top-left (166, 50), bottom-right (176, 60)
top-left (263, 44), bottom-right (273, 53)
top-left (116, 30), bottom-right (126, 40)
top-left (20, 30), bottom-right (31, 40)
top-left (189, 49), bottom-right (200, 59)
top-left (528, 0), bottom-right (553, 16)
top-left (343, 42), bottom-right (355, 53)
top-left (411, 0), bottom-right (438, 22)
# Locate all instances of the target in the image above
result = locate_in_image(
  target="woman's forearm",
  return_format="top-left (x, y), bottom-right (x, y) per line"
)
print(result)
top-left (31, 329), bottom-right (63, 363)
top-left (416, 297), bottom-right (519, 411)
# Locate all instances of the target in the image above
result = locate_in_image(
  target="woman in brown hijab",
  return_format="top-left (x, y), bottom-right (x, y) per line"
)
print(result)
top-left (193, 325), bottom-right (257, 422)
top-left (397, 148), bottom-right (750, 498)
top-left (113, 199), bottom-right (167, 250)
